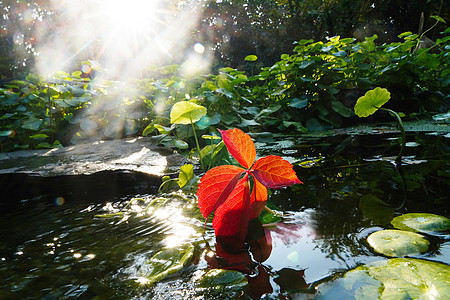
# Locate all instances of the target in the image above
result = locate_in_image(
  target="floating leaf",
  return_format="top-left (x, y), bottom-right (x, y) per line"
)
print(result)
top-left (367, 229), bottom-right (429, 257)
top-left (354, 87), bottom-right (391, 117)
top-left (317, 258), bottom-right (450, 299)
top-left (391, 213), bottom-right (450, 234)
top-left (170, 101), bottom-right (206, 125)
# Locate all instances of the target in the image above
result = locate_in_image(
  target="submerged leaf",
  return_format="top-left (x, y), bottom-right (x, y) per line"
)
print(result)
top-left (197, 269), bottom-right (247, 289)
top-left (367, 229), bottom-right (429, 257)
top-left (139, 243), bottom-right (195, 286)
top-left (354, 87), bottom-right (391, 117)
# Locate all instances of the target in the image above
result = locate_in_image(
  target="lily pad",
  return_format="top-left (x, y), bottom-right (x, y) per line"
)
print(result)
top-left (317, 258), bottom-right (450, 299)
top-left (138, 243), bottom-right (194, 285)
top-left (354, 87), bottom-right (391, 117)
top-left (367, 229), bottom-right (429, 257)
top-left (197, 269), bottom-right (247, 290)
top-left (170, 101), bottom-right (206, 125)
top-left (391, 213), bottom-right (450, 234)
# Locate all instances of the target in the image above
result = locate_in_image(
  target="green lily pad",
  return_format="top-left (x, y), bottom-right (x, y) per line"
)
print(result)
top-left (139, 243), bottom-right (194, 285)
top-left (354, 87), bottom-right (391, 117)
top-left (317, 258), bottom-right (450, 299)
top-left (197, 269), bottom-right (247, 290)
top-left (391, 213), bottom-right (450, 234)
top-left (170, 101), bottom-right (207, 125)
top-left (367, 229), bottom-right (429, 257)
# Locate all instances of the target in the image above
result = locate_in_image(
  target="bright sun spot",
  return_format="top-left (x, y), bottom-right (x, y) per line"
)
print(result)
top-left (36, 0), bottom-right (203, 79)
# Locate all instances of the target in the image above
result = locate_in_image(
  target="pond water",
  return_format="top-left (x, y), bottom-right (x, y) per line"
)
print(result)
top-left (1, 132), bottom-right (449, 299)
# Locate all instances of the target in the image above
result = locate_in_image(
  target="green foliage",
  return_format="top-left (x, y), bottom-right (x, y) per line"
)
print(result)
top-left (0, 72), bottom-right (91, 151)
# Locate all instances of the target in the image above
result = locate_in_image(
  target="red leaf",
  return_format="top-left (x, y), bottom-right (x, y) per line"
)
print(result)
top-left (213, 175), bottom-right (251, 242)
top-left (219, 128), bottom-right (256, 169)
top-left (249, 175), bottom-right (268, 220)
top-left (252, 155), bottom-right (302, 189)
top-left (197, 165), bottom-right (245, 218)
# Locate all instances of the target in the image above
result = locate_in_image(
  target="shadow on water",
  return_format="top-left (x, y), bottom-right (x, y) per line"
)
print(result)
top-left (0, 132), bottom-right (449, 299)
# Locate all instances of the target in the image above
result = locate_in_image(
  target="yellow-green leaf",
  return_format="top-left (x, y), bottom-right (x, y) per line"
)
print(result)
top-left (170, 101), bottom-right (207, 125)
top-left (354, 87), bottom-right (391, 117)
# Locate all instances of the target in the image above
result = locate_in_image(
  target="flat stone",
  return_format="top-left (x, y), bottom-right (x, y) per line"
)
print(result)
top-left (0, 137), bottom-right (187, 176)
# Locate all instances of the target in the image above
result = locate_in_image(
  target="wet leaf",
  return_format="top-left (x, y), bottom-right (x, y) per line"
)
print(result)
top-left (391, 213), bottom-right (450, 234)
top-left (354, 87), bottom-right (391, 117)
top-left (197, 269), bottom-right (247, 289)
top-left (139, 243), bottom-right (194, 286)
top-left (317, 258), bottom-right (450, 299)
top-left (367, 229), bottom-right (429, 257)
top-left (170, 101), bottom-right (206, 125)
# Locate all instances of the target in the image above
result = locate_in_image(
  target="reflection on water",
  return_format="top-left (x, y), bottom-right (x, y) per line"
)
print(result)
top-left (0, 134), bottom-right (449, 298)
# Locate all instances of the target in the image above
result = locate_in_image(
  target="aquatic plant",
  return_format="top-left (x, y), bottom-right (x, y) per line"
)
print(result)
top-left (197, 128), bottom-right (302, 245)
top-left (354, 87), bottom-right (406, 163)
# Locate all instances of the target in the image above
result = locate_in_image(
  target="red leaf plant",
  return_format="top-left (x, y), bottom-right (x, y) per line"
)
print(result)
top-left (197, 128), bottom-right (302, 246)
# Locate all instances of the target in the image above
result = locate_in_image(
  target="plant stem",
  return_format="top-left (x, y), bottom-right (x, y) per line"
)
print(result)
top-left (379, 107), bottom-right (406, 163)
top-left (190, 116), bottom-right (204, 170)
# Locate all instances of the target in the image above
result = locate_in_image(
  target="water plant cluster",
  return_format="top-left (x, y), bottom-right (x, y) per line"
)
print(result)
top-left (1, 20), bottom-right (449, 151)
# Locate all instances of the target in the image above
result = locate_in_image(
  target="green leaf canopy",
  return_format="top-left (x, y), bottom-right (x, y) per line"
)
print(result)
top-left (170, 101), bottom-right (207, 125)
top-left (354, 87), bottom-right (391, 117)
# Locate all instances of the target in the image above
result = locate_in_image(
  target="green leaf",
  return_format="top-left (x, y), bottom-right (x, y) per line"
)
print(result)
top-left (354, 87), bottom-right (391, 117)
top-left (178, 164), bottom-right (194, 188)
top-left (197, 269), bottom-right (247, 289)
top-left (359, 194), bottom-right (394, 226)
top-left (331, 99), bottom-right (353, 117)
top-left (391, 213), bottom-right (450, 234)
top-left (22, 118), bottom-right (43, 131)
top-left (139, 243), bottom-right (194, 286)
top-left (170, 101), bottom-right (207, 125)
top-left (317, 258), bottom-right (450, 299)
top-left (244, 55), bottom-right (258, 62)
top-left (173, 139), bottom-right (189, 149)
top-left (430, 15), bottom-right (446, 23)
top-left (367, 229), bottom-right (429, 257)
top-left (289, 97), bottom-right (309, 109)
top-left (29, 133), bottom-right (49, 139)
